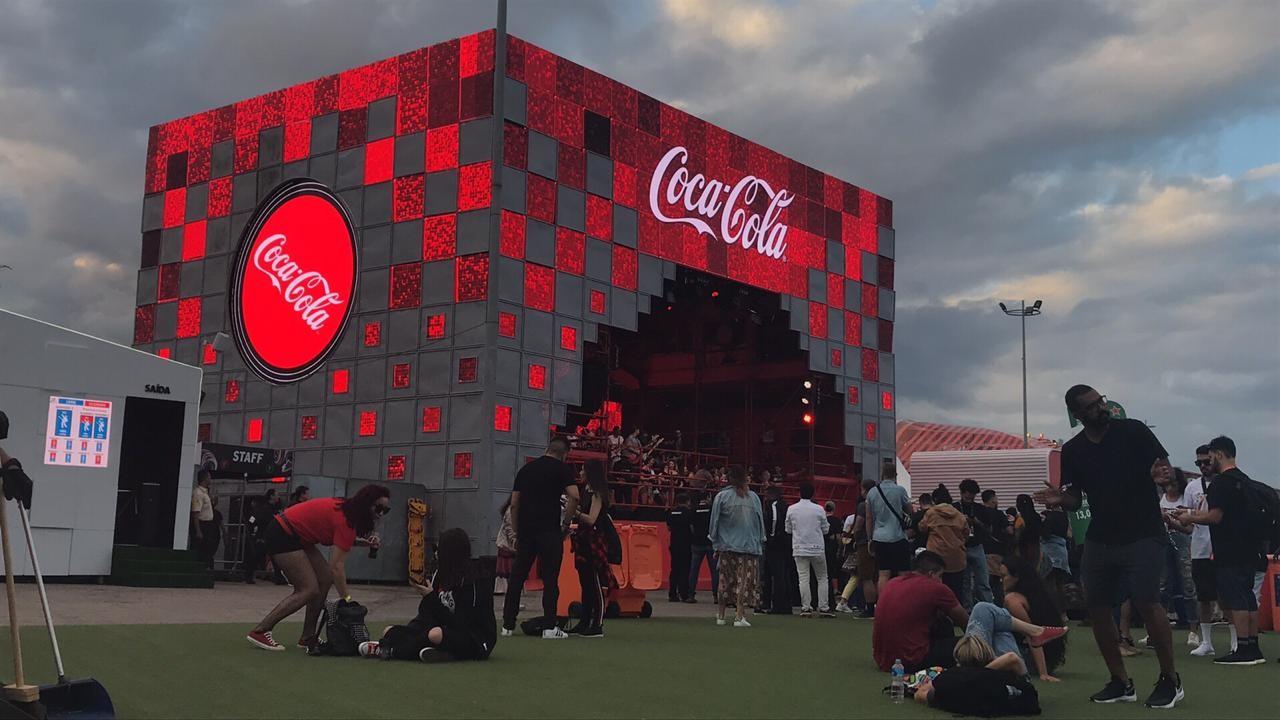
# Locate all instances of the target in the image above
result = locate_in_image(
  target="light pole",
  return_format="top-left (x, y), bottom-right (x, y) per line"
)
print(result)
top-left (999, 300), bottom-right (1042, 448)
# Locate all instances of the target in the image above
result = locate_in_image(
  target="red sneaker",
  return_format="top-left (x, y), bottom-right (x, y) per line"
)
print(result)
top-left (247, 630), bottom-right (285, 651)
top-left (1031, 626), bottom-right (1068, 647)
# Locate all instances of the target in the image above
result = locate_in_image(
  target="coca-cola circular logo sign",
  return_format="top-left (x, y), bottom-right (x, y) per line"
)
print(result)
top-left (228, 179), bottom-right (358, 385)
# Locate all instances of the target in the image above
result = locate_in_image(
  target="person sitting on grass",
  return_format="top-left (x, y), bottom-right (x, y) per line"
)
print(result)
top-left (359, 528), bottom-right (496, 662)
top-left (913, 634), bottom-right (1043, 717)
top-left (958, 601), bottom-right (1068, 678)
top-left (1001, 555), bottom-right (1069, 681)
top-left (248, 485), bottom-right (390, 651)
top-left (872, 550), bottom-right (969, 672)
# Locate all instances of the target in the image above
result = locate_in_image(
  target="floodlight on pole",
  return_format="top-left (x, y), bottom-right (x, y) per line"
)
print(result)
top-left (998, 299), bottom-right (1044, 448)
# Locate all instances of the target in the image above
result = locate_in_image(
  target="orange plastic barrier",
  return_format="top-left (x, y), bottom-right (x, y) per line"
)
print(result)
top-left (1262, 557), bottom-right (1279, 632)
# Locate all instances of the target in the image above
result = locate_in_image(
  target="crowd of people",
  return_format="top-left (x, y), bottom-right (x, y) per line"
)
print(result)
top-left (235, 382), bottom-right (1276, 716)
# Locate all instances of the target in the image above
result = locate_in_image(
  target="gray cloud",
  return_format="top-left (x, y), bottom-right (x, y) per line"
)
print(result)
top-left (0, 0), bottom-right (1276, 474)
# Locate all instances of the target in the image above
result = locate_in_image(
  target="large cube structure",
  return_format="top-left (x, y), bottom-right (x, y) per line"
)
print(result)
top-left (133, 29), bottom-right (897, 545)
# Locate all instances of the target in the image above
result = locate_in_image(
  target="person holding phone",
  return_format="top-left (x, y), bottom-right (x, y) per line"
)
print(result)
top-left (247, 484), bottom-right (391, 651)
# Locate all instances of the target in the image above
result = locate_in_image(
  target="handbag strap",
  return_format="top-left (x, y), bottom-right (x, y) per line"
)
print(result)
top-left (874, 483), bottom-right (909, 527)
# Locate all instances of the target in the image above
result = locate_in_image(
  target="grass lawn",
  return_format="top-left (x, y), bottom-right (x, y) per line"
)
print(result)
top-left (9, 618), bottom-right (1278, 718)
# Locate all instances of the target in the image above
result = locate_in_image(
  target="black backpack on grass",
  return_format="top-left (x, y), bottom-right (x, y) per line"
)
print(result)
top-left (309, 599), bottom-right (370, 656)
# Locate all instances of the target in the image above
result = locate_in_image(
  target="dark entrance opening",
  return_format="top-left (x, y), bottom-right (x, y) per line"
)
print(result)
top-left (570, 268), bottom-right (854, 489)
top-left (114, 397), bottom-right (186, 547)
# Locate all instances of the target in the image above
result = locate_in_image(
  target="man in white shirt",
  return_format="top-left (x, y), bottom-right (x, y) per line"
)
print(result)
top-left (785, 483), bottom-right (831, 616)
top-left (190, 469), bottom-right (216, 567)
top-left (1184, 444), bottom-right (1222, 657)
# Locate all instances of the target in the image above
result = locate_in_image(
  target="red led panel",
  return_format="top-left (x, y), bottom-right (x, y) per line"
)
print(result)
top-left (457, 162), bottom-right (491, 211)
top-left (586, 195), bottom-right (612, 240)
top-left (207, 177), bottom-right (231, 217)
top-left (528, 363), bottom-right (547, 390)
top-left (555, 228), bottom-right (584, 275)
top-left (498, 311), bottom-right (517, 337)
top-left (364, 137), bottom-right (394, 185)
top-left (879, 256), bottom-right (894, 290)
top-left (862, 349), bottom-right (879, 382)
top-left (397, 48), bottom-right (429, 135)
top-left (359, 411), bottom-right (377, 437)
top-left (865, 421), bottom-right (877, 443)
top-left (557, 144), bottom-right (584, 188)
top-left (862, 283), bottom-right (878, 319)
top-left (589, 289), bottom-right (606, 315)
top-left (422, 406), bottom-right (442, 433)
top-left (500, 209), bottom-right (525, 259)
top-left (224, 379), bottom-right (241, 403)
top-left (332, 368), bottom-right (350, 394)
top-left (387, 454), bottom-right (406, 481)
top-left (879, 319), bottom-right (894, 353)
top-left (198, 423), bottom-right (212, 443)
top-left (234, 135), bottom-right (258, 173)
top-left (494, 404), bottom-right (512, 432)
top-left (526, 173), bottom-right (556, 223)
top-left (524, 263), bottom-right (555, 312)
top-left (182, 221), bottom-right (206, 261)
top-left (247, 418), bottom-right (263, 443)
top-left (337, 109), bottom-right (366, 150)
top-left (176, 297), bottom-right (201, 338)
top-left (560, 325), bottom-right (577, 350)
top-left (848, 385), bottom-right (859, 406)
top-left (156, 347), bottom-right (172, 359)
top-left (363, 322), bottom-right (382, 347)
top-left (134, 305), bottom-right (155, 344)
top-left (612, 245), bottom-right (637, 290)
top-left (157, 263), bottom-right (180, 302)
top-left (301, 415), bottom-right (318, 440)
top-left (392, 362), bottom-right (411, 389)
top-left (503, 122), bottom-right (527, 168)
top-left (613, 163), bottom-right (636, 208)
top-left (163, 188), bottom-right (186, 229)
top-left (422, 214), bottom-right (457, 261)
top-left (284, 121), bottom-right (311, 162)
top-left (455, 253), bottom-right (489, 302)
top-left (831, 349), bottom-right (842, 368)
top-left (844, 311), bottom-right (861, 346)
top-left (202, 343), bottom-right (217, 366)
top-left (882, 391), bottom-right (894, 411)
top-left (394, 174), bottom-right (424, 222)
top-left (426, 124), bottom-right (459, 171)
top-left (808, 302), bottom-right (827, 338)
top-left (453, 452), bottom-right (473, 479)
top-left (828, 273), bottom-right (844, 310)
top-left (389, 262), bottom-right (423, 309)
top-left (458, 356), bottom-right (478, 383)
top-left (426, 313), bottom-right (446, 339)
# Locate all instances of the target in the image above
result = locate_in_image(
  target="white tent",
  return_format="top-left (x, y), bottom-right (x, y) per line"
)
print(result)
top-left (0, 309), bottom-right (202, 576)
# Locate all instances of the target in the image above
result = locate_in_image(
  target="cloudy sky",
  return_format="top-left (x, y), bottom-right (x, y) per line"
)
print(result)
top-left (1, 0), bottom-right (1277, 474)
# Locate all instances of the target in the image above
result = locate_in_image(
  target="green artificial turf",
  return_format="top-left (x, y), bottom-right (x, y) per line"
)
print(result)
top-left (6, 618), bottom-right (1278, 718)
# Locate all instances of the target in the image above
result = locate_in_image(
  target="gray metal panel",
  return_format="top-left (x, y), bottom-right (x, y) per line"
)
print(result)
top-left (556, 186), bottom-right (585, 231)
top-left (394, 132), bottom-right (425, 177)
top-left (361, 225), bottom-right (391, 270)
top-left (504, 79), bottom-right (528, 126)
top-left (459, 118), bottom-right (492, 165)
top-left (367, 97), bottom-right (396, 141)
top-left (497, 257), bottom-right (524, 304)
top-left (880, 354), bottom-right (895, 385)
top-left (321, 448), bottom-right (350, 478)
top-left (388, 308), bottom-right (420, 354)
top-left (258, 127), bottom-right (284, 168)
top-left (350, 447), bottom-right (381, 479)
top-left (141, 194), bottom-right (163, 232)
top-left (611, 290), bottom-right (638, 331)
top-left (391, 221), bottom-right (422, 264)
top-left (788, 301), bottom-right (807, 333)
top-left (585, 238), bottom-right (611, 282)
top-left (154, 301), bottom-right (177, 340)
top-left (206, 216), bottom-right (231, 256)
top-left (311, 113), bottom-right (339, 154)
top-left (495, 347), bottom-right (521, 395)
top-left (424, 170), bottom-right (459, 216)
top-left (364, 182), bottom-right (392, 226)
top-left (336, 148), bottom-right (364, 190)
top-left (359, 268), bottom-right (389, 312)
top-left (491, 443), bottom-right (518, 491)
top-left (203, 255), bottom-right (228, 294)
top-left (422, 260), bottom-right (454, 305)
top-left (879, 226), bottom-right (895, 259)
top-left (339, 188), bottom-right (363, 226)
top-left (585, 152), bottom-right (612, 199)
top-left (518, 399), bottom-right (549, 445)
top-left (257, 166), bottom-right (283, 200)
top-left (200, 294), bottom-right (225, 335)
top-left (456, 210), bottom-right (489, 256)
top-left (844, 411), bottom-right (862, 447)
top-left (501, 167), bottom-right (526, 213)
top-left (861, 251), bottom-right (878, 285)
top-left (525, 220), bottom-right (555, 267)
top-left (808, 269), bottom-right (827, 304)
top-left (862, 316), bottom-right (879, 351)
top-left (136, 269), bottom-right (157, 306)
top-left (808, 339), bottom-right (828, 373)
top-left (185, 183), bottom-right (208, 222)
top-left (299, 373), bottom-right (325, 405)
top-left (845, 281), bottom-right (861, 313)
top-left (879, 288), bottom-right (895, 321)
top-left (552, 358), bottom-right (581, 405)
top-left (417, 351), bottom-right (452, 395)
top-left (179, 261), bottom-right (202, 297)
top-left (555, 272), bottom-right (584, 318)
top-left (448, 393), bottom-right (484, 441)
top-left (496, 303), bottom-right (522, 349)
top-left (550, 403), bottom-right (566, 426)
top-left (454, 301), bottom-right (486, 346)
top-left (268, 409), bottom-right (295, 449)
top-left (523, 310), bottom-right (553, 355)
top-left (355, 357), bottom-right (384, 402)
top-left (211, 140), bottom-right (234, 178)
top-left (637, 252), bottom-right (662, 296)
top-left (293, 450), bottom-right (321, 475)
top-left (309, 152), bottom-right (336, 187)
top-left (613, 206), bottom-right (637, 249)
top-left (413, 444), bottom-right (448, 489)
top-left (527, 131), bottom-right (556, 179)
top-left (827, 307), bottom-right (843, 342)
top-left (826, 241), bottom-right (844, 275)
top-left (216, 412), bottom-right (242, 444)
top-left (323, 404), bottom-right (353, 446)
top-left (282, 160), bottom-right (308, 180)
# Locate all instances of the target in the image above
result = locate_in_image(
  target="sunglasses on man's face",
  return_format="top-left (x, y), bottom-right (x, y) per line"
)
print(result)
top-left (374, 505), bottom-right (391, 516)
top-left (1194, 459), bottom-right (1212, 467)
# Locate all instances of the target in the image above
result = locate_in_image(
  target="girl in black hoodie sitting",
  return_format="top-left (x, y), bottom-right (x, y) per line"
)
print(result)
top-left (360, 528), bottom-right (497, 662)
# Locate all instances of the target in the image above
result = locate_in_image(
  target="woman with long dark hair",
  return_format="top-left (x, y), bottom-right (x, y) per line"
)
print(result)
top-left (1013, 494), bottom-right (1043, 568)
top-left (248, 484), bottom-right (391, 651)
top-left (1001, 555), bottom-right (1068, 681)
top-left (360, 528), bottom-right (496, 662)
top-left (569, 460), bottom-right (618, 637)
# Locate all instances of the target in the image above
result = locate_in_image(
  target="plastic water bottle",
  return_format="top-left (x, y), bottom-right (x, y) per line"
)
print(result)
top-left (891, 658), bottom-right (906, 704)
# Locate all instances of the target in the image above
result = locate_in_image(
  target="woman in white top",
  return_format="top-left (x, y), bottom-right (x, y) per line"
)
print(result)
top-left (1158, 468), bottom-right (1196, 630)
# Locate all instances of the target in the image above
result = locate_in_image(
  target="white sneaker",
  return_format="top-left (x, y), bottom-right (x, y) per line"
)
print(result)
top-left (1139, 635), bottom-right (1152, 648)
top-left (1186, 631), bottom-right (1200, 647)
top-left (715, 616), bottom-right (727, 626)
top-left (357, 641), bottom-right (380, 657)
top-left (835, 602), bottom-right (854, 614)
top-left (733, 618), bottom-right (752, 628)
top-left (1190, 643), bottom-right (1216, 657)
top-left (542, 628), bottom-right (569, 639)
top-left (500, 627), bottom-right (514, 637)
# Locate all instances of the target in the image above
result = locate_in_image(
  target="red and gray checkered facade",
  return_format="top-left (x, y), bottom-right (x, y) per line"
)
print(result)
top-left (133, 30), bottom-right (897, 543)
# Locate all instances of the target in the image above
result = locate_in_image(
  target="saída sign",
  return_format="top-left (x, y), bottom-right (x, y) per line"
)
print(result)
top-left (228, 179), bottom-right (358, 385)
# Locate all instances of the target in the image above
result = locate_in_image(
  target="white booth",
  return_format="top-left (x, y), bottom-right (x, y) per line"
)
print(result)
top-left (0, 309), bottom-right (202, 576)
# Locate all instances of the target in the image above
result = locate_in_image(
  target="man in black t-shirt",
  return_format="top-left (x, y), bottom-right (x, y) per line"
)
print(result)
top-left (667, 493), bottom-right (693, 602)
top-left (1035, 385), bottom-right (1182, 709)
top-left (1176, 436), bottom-right (1266, 666)
top-left (501, 437), bottom-right (580, 636)
top-left (957, 478), bottom-right (994, 608)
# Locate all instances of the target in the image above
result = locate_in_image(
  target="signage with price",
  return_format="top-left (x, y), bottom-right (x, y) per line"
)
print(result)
top-left (44, 395), bottom-right (112, 468)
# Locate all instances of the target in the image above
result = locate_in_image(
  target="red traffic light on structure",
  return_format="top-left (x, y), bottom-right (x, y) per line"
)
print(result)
top-left (802, 412), bottom-right (813, 425)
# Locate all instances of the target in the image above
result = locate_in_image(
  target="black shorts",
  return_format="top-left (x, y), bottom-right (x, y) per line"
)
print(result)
top-left (1215, 565), bottom-right (1258, 612)
top-left (1191, 559), bottom-right (1217, 602)
top-left (871, 540), bottom-right (911, 573)
top-left (1080, 536), bottom-right (1166, 608)
top-left (262, 517), bottom-right (305, 555)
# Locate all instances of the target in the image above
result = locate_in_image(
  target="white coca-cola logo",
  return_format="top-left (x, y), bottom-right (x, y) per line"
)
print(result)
top-left (251, 234), bottom-right (344, 332)
top-left (648, 146), bottom-right (794, 260)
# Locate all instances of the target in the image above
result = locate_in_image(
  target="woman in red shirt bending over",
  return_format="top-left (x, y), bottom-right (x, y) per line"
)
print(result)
top-left (247, 485), bottom-right (391, 651)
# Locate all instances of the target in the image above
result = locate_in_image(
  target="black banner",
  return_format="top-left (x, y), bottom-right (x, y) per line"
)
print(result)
top-left (199, 442), bottom-right (293, 479)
